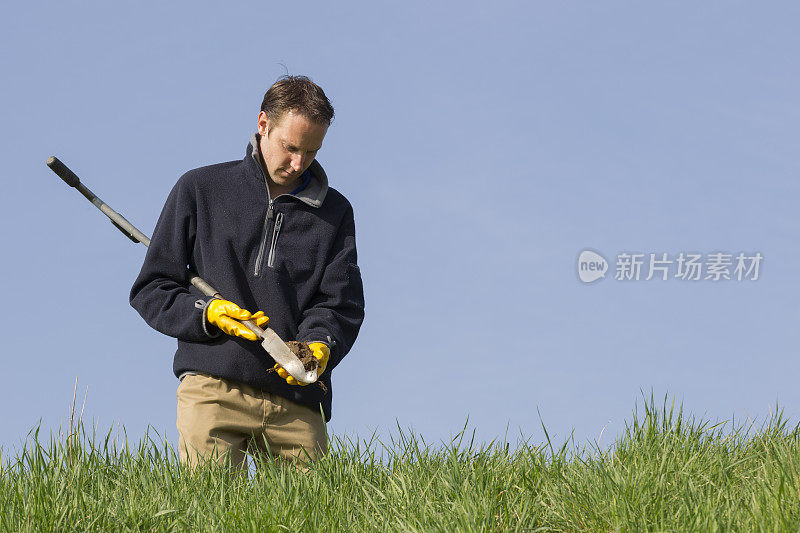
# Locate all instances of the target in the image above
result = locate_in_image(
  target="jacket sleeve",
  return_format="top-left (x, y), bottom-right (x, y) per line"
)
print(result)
top-left (129, 174), bottom-right (216, 342)
top-left (297, 203), bottom-right (365, 372)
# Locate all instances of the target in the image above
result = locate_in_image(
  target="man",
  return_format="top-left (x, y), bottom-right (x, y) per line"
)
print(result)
top-left (130, 76), bottom-right (365, 470)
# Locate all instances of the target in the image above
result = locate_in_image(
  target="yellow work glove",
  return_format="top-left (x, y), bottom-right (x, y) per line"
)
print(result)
top-left (206, 299), bottom-right (269, 341)
top-left (274, 342), bottom-right (330, 386)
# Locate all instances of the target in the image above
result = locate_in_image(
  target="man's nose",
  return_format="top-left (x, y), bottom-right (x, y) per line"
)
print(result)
top-left (290, 153), bottom-right (304, 171)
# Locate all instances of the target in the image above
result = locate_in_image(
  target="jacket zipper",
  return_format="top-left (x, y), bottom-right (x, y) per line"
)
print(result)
top-left (266, 212), bottom-right (284, 268)
top-left (253, 146), bottom-right (295, 276)
top-left (254, 199), bottom-right (274, 277)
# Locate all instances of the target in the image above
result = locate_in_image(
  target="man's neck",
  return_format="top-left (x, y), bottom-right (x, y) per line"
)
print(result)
top-left (266, 174), bottom-right (301, 199)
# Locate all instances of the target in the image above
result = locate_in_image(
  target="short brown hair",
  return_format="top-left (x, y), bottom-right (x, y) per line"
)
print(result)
top-left (260, 75), bottom-right (334, 127)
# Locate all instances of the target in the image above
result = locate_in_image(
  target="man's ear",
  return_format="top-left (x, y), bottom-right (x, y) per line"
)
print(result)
top-left (257, 111), bottom-right (269, 136)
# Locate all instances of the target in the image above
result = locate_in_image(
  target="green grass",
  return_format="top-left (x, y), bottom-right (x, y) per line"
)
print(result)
top-left (2, 395), bottom-right (799, 532)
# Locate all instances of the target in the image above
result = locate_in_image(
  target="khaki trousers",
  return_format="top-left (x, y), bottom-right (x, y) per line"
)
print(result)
top-left (176, 373), bottom-right (327, 471)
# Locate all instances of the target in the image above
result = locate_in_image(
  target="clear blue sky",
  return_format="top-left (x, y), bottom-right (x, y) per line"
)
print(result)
top-left (1, 1), bottom-right (798, 454)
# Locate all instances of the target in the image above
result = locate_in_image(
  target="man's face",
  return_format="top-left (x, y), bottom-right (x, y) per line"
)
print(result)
top-left (258, 110), bottom-right (328, 186)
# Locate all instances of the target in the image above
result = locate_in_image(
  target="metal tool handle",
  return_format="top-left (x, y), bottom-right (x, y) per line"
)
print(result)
top-left (47, 155), bottom-right (268, 333)
top-left (47, 156), bottom-right (219, 297)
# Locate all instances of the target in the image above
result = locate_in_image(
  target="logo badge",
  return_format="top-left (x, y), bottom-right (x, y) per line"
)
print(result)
top-left (578, 250), bottom-right (608, 283)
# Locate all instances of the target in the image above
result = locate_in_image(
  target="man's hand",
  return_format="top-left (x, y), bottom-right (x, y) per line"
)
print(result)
top-left (308, 342), bottom-right (330, 374)
top-left (206, 299), bottom-right (269, 341)
top-left (274, 342), bottom-right (330, 386)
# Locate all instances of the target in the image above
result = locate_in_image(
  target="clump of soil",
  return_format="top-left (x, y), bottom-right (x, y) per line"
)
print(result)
top-left (268, 341), bottom-right (327, 394)
top-left (286, 341), bottom-right (318, 372)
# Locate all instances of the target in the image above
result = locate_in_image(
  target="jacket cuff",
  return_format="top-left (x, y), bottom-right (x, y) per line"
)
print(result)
top-left (306, 340), bottom-right (329, 348)
top-left (299, 334), bottom-right (336, 353)
top-left (195, 298), bottom-right (222, 339)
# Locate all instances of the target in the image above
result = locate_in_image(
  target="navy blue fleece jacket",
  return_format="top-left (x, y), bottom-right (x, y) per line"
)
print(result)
top-left (130, 135), bottom-right (365, 421)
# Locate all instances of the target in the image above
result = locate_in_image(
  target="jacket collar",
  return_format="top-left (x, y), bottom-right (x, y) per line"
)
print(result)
top-left (246, 133), bottom-right (328, 208)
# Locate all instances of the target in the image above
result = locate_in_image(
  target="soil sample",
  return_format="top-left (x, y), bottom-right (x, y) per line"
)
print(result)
top-left (286, 341), bottom-right (318, 372)
top-left (275, 341), bottom-right (328, 394)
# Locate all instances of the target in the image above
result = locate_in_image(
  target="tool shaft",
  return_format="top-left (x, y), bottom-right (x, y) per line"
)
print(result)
top-left (48, 156), bottom-right (213, 296)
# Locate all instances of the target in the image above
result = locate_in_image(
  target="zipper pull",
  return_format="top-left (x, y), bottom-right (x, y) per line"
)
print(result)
top-left (267, 199), bottom-right (274, 220)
